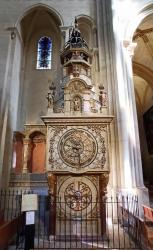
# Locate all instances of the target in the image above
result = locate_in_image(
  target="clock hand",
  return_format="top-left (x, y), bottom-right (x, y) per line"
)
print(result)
top-left (78, 152), bottom-right (81, 169)
top-left (73, 148), bottom-right (81, 167)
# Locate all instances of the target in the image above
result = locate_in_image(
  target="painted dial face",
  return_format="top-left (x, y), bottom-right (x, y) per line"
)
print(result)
top-left (64, 181), bottom-right (92, 211)
top-left (58, 129), bottom-right (97, 168)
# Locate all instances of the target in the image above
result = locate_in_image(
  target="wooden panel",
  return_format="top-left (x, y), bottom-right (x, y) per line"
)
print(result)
top-left (0, 210), bottom-right (4, 226)
top-left (142, 205), bottom-right (153, 249)
top-left (0, 214), bottom-right (23, 249)
top-left (143, 205), bottom-right (153, 221)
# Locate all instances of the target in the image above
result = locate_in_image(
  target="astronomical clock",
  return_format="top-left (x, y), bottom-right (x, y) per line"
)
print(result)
top-left (59, 129), bottom-right (97, 168)
top-left (46, 123), bottom-right (110, 174)
top-left (42, 18), bottom-right (113, 227)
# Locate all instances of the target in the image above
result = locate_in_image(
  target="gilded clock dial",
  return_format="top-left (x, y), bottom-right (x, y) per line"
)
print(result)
top-left (58, 129), bottom-right (97, 168)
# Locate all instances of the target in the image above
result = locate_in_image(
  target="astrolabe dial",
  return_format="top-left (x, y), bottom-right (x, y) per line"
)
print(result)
top-left (64, 181), bottom-right (92, 211)
top-left (58, 129), bottom-right (97, 168)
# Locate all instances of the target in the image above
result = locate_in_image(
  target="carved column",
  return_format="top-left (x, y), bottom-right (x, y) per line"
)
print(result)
top-left (99, 172), bottom-right (109, 236)
top-left (22, 137), bottom-right (31, 174)
top-left (47, 172), bottom-right (57, 236)
top-left (60, 26), bottom-right (72, 48)
top-left (0, 29), bottom-right (18, 187)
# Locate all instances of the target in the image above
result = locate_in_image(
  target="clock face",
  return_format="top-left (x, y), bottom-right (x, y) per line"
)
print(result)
top-left (58, 129), bottom-right (97, 168)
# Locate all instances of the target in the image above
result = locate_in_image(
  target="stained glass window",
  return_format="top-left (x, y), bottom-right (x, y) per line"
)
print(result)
top-left (36, 36), bottom-right (52, 69)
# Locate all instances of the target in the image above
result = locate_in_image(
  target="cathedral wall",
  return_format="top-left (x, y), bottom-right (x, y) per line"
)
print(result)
top-left (0, 0), bottom-right (96, 28)
top-left (23, 29), bottom-right (61, 124)
top-left (0, 32), bottom-right (11, 123)
top-left (10, 34), bottom-right (22, 130)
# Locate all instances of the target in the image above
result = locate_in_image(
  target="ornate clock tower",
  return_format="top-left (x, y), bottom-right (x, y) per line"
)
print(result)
top-left (42, 18), bottom-right (113, 236)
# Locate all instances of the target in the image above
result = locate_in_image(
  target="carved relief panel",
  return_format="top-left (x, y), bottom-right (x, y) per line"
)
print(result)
top-left (47, 124), bottom-right (109, 173)
top-left (56, 175), bottom-right (98, 218)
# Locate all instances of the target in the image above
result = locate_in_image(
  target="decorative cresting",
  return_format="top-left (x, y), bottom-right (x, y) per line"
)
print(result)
top-left (64, 181), bottom-right (92, 211)
top-left (47, 124), bottom-right (108, 173)
top-left (58, 128), bottom-right (97, 168)
top-left (64, 17), bottom-right (88, 50)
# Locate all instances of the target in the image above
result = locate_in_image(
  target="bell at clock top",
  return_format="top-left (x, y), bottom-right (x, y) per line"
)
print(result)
top-left (59, 17), bottom-right (102, 114)
top-left (45, 18), bottom-right (107, 115)
top-left (60, 18), bottom-right (92, 81)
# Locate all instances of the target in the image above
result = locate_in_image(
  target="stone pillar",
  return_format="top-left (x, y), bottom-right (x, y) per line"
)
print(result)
top-left (22, 137), bottom-right (31, 174)
top-left (0, 103), bottom-right (9, 187)
top-left (47, 172), bottom-right (57, 236)
top-left (96, 0), bottom-right (118, 195)
top-left (112, 2), bottom-right (149, 213)
top-left (0, 28), bottom-right (18, 187)
top-left (122, 41), bottom-right (149, 211)
top-left (116, 40), bottom-right (143, 189)
top-left (96, 0), bottom-right (104, 82)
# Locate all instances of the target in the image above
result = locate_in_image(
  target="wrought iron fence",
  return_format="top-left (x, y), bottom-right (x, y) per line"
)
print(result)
top-left (15, 194), bottom-right (142, 249)
top-left (0, 189), bottom-right (23, 222)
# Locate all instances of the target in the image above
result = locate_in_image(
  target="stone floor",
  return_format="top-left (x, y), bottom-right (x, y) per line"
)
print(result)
top-left (8, 224), bottom-right (142, 250)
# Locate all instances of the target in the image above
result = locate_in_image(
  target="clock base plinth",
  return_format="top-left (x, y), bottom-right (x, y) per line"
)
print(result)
top-left (47, 172), bottom-right (109, 237)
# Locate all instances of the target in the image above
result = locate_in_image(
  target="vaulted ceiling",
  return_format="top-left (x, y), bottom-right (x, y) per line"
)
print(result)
top-left (133, 14), bottom-right (153, 114)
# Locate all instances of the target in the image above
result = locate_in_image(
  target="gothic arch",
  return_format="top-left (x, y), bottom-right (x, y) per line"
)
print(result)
top-left (131, 6), bottom-right (153, 186)
top-left (20, 5), bottom-right (62, 44)
top-left (76, 15), bottom-right (95, 48)
top-left (16, 3), bottom-right (63, 28)
top-left (66, 78), bottom-right (91, 90)
top-left (29, 131), bottom-right (46, 173)
top-left (123, 3), bottom-right (153, 41)
top-left (28, 130), bottom-right (46, 138)
top-left (77, 15), bottom-right (95, 27)
top-left (133, 62), bottom-right (153, 91)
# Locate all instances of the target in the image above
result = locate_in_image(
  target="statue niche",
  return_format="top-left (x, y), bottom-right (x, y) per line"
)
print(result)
top-left (72, 95), bottom-right (82, 112)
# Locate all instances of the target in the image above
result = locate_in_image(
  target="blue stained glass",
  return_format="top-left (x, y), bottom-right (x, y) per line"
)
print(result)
top-left (37, 36), bottom-right (52, 69)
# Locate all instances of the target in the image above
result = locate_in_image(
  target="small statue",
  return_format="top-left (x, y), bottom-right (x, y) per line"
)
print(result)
top-left (46, 81), bottom-right (56, 109)
top-left (99, 85), bottom-right (107, 107)
top-left (73, 96), bottom-right (82, 111)
top-left (46, 92), bottom-right (53, 108)
top-left (73, 65), bottom-right (80, 77)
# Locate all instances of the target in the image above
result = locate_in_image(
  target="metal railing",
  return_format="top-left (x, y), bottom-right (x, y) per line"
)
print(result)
top-left (15, 194), bottom-right (142, 249)
top-left (0, 189), bottom-right (23, 222)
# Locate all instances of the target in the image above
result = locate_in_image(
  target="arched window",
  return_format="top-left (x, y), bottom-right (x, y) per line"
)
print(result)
top-left (36, 36), bottom-right (52, 69)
